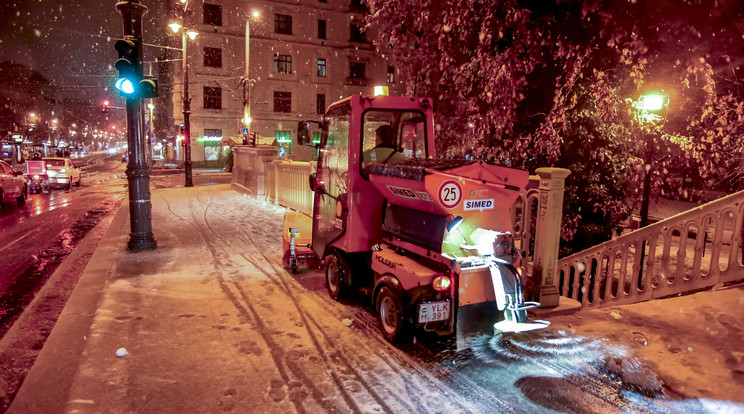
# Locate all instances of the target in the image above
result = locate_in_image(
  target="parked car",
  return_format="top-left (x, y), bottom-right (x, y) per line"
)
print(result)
top-left (0, 160), bottom-right (27, 206)
top-left (43, 157), bottom-right (81, 189)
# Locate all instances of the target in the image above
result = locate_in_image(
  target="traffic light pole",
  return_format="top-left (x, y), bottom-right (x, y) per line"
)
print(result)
top-left (182, 30), bottom-right (193, 187)
top-left (117, 0), bottom-right (157, 251)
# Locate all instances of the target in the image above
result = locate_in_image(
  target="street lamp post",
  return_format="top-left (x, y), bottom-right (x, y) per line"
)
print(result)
top-left (635, 91), bottom-right (669, 289)
top-left (637, 91), bottom-right (669, 228)
top-left (242, 10), bottom-right (260, 142)
top-left (170, 22), bottom-right (197, 187)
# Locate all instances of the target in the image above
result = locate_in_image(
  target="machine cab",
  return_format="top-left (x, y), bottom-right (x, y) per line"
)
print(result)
top-left (299, 95), bottom-right (436, 259)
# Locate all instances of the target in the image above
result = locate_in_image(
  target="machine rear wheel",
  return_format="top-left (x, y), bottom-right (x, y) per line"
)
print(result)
top-left (325, 254), bottom-right (349, 300)
top-left (376, 286), bottom-right (407, 344)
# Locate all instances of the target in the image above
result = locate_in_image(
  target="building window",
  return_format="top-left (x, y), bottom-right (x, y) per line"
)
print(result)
top-left (317, 94), bottom-right (326, 114)
top-left (350, 0), bottom-right (368, 12)
top-left (203, 129), bottom-right (222, 161)
top-left (274, 14), bottom-right (292, 35)
top-left (203, 4), bottom-right (222, 26)
top-left (203, 47), bottom-right (222, 68)
top-left (387, 66), bottom-right (395, 83)
top-left (274, 54), bottom-right (292, 74)
top-left (317, 59), bottom-right (326, 77)
top-left (318, 19), bottom-right (327, 39)
top-left (274, 91), bottom-right (291, 112)
top-left (349, 62), bottom-right (366, 79)
top-left (350, 24), bottom-right (366, 42)
top-left (204, 87), bottom-right (222, 109)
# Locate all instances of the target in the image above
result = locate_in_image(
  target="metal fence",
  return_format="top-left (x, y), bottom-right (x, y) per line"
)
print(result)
top-left (270, 160), bottom-right (315, 216)
top-left (557, 191), bottom-right (744, 308)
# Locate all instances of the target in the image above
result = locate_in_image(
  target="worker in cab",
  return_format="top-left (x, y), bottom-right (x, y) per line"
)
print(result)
top-left (362, 124), bottom-right (408, 166)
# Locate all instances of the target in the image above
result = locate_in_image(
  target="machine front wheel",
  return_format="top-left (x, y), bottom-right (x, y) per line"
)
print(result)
top-left (376, 286), bottom-right (407, 344)
top-left (325, 254), bottom-right (348, 300)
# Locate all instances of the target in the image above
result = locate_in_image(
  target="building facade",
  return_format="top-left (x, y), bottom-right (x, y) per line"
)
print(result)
top-left (170, 0), bottom-right (403, 165)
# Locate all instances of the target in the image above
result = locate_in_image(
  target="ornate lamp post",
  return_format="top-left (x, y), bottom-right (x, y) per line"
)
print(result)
top-left (169, 19), bottom-right (198, 187)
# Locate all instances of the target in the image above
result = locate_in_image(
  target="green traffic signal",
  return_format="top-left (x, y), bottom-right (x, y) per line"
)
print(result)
top-left (114, 37), bottom-right (140, 97)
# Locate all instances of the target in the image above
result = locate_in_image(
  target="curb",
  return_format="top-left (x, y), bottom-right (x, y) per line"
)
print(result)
top-left (8, 200), bottom-right (130, 414)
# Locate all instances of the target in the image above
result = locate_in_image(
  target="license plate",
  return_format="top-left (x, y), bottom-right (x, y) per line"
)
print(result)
top-left (418, 301), bottom-right (450, 323)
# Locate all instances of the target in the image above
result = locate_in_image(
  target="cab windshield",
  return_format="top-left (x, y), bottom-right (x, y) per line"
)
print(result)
top-left (360, 110), bottom-right (427, 177)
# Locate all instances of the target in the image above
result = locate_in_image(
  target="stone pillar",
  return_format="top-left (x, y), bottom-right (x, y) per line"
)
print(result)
top-left (531, 168), bottom-right (570, 307)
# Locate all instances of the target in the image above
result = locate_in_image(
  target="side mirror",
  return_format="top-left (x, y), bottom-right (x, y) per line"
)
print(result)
top-left (309, 172), bottom-right (325, 194)
top-left (297, 121), bottom-right (312, 146)
top-left (308, 172), bottom-right (316, 191)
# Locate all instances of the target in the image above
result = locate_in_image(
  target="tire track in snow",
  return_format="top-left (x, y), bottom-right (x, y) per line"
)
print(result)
top-left (204, 193), bottom-right (534, 413)
top-left (196, 193), bottom-right (488, 413)
top-left (194, 191), bottom-right (393, 414)
top-left (194, 191), bottom-right (489, 413)
top-left (163, 193), bottom-right (318, 413)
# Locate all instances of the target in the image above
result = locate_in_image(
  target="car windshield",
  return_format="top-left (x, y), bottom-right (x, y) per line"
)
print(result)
top-left (43, 159), bottom-right (65, 167)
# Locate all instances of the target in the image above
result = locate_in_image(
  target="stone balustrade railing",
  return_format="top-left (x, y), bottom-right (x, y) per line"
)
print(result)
top-left (557, 191), bottom-right (744, 308)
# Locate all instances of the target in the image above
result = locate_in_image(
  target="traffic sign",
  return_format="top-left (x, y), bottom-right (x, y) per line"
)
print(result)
top-left (242, 128), bottom-right (249, 136)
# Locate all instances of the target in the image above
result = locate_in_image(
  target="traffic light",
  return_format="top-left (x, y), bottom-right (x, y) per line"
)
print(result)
top-left (114, 36), bottom-right (140, 97)
top-left (139, 76), bottom-right (159, 99)
top-left (102, 100), bottom-right (110, 113)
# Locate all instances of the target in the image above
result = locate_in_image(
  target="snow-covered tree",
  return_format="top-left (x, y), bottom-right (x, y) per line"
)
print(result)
top-left (367, 0), bottom-right (744, 254)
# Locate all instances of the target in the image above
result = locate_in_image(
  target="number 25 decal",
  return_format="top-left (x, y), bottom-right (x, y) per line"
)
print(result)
top-left (438, 180), bottom-right (462, 208)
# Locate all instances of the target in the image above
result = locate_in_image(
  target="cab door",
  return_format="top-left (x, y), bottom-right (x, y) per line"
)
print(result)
top-left (311, 103), bottom-right (350, 257)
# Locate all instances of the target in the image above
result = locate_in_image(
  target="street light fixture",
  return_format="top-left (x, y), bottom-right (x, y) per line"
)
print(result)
top-left (169, 19), bottom-right (198, 187)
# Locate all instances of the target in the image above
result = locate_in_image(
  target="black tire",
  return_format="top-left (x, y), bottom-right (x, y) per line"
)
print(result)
top-left (325, 253), bottom-right (349, 300)
top-left (16, 186), bottom-right (27, 205)
top-left (376, 285), bottom-right (408, 344)
top-left (66, 178), bottom-right (72, 190)
top-left (76, 176), bottom-right (81, 187)
top-left (0, 189), bottom-right (4, 206)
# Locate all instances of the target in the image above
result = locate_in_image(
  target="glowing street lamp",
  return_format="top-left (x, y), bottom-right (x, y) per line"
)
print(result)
top-left (242, 10), bottom-right (261, 138)
top-left (169, 18), bottom-right (198, 187)
top-left (637, 91), bottom-right (669, 123)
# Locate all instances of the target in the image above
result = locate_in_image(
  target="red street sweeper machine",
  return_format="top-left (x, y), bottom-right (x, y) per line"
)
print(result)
top-left (285, 94), bottom-right (548, 345)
